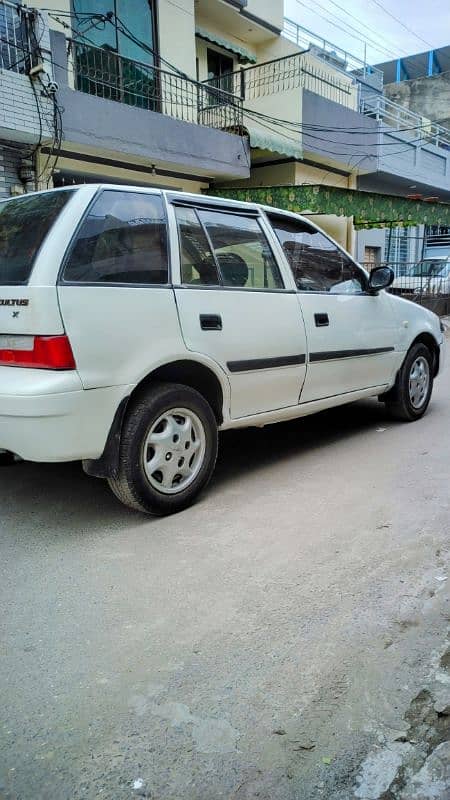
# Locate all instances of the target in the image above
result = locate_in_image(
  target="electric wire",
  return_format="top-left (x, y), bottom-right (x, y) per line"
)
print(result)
top-left (292, 0), bottom-right (402, 61)
top-left (311, 0), bottom-right (408, 56)
top-left (369, 0), bottom-right (434, 50)
top-left (9, 8), bottom-right (448, 186)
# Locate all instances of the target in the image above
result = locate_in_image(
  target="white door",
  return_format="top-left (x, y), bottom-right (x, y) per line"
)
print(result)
top-left (267, 213), bottom-right (399, 403)
top-left (169, 202), bottom-right (308, 419)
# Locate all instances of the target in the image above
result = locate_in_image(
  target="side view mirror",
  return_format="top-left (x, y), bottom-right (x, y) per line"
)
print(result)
top-left (368, 266), bottom-right (395, 293)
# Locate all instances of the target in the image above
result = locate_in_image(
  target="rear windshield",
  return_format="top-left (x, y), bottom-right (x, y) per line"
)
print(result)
top-left (0, 190), bottom-right (74, 285)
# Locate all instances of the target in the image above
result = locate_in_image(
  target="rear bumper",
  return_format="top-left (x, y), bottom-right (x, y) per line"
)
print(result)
top-left (0, 368), bottom-right (132, 462)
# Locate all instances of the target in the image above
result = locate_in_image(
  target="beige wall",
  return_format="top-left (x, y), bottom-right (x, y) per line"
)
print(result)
top-left (294, 162), bottom-right (351, 189)
top-left (245, 0), bottom-right (284, 32)
top-left (305, 214), bottom-right (351, 250)
top-left (33, 0), bottom-right (70, 35)
top-left (41, 152), bottom-right (207, 193)
top-left (158, 0), bottom-right (196, 76)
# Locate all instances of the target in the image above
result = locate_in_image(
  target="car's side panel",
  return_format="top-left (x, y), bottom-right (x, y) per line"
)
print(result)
top-left (57, 286), bottom-right (231, 398)
top-left (219, 383), bottom-right (391, 430)
top-left (174, 287), bottom-right (308, 418)
top-left (297, 291), bottom-right (400, 403)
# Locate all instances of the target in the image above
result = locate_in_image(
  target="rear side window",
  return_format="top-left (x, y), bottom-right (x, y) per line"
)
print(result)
top-left (175, 205), bottom-right (284, 289)
top-left (176, 206), bottom-right (221, 285)
top-left (63, 191), bottom-right (168, 284)
top-left (0, 190), bottom-right (74, 285)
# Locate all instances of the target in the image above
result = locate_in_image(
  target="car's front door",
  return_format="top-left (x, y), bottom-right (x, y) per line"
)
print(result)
top-left (168, 200), bottom-right (308, 419)
top-left (267, 213), bottom-right (399, 403)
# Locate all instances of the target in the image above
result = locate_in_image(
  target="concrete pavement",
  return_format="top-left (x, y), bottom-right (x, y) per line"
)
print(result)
top-left (1, 349), bottom-right (449, 800)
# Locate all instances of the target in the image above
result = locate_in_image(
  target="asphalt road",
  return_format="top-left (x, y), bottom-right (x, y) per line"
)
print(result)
top-left (1, 349), bottom-right (449, 800)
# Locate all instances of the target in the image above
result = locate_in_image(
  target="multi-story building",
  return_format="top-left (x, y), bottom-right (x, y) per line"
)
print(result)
top-left (1, 0), bottom-right (450, 264)
top-left (369, 45), bottom-right (450, 267)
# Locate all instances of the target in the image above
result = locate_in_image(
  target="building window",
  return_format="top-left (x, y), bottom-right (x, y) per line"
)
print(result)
top-left (207, 48), bottom-right (234, 93)
top-left (72, 0), bottom-right (159, 109)
top-left (73, 1), bottom-right (158, 65)
top-left (385, 226), bottom-right (413, 272)
top-left (364, 246), bottom-right (381, 269)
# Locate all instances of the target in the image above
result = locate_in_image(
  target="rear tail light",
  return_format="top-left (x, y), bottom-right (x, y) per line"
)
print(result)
top-left (0, 335), bottom-right (76, 369)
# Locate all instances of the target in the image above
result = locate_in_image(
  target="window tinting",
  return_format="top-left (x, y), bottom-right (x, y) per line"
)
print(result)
top-left (0, 190), bottom-right (74, 285)
top-left (270, 215), bottom-right (366, 294)
top-left (63, 191), bottom-right (168, 284)
top-left (199, 210), bottom-right (284, 289)
top-left (176, 206), bottom-right (221, 286)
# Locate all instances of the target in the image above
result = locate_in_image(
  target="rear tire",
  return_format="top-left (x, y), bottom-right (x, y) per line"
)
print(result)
top-left (108, 382), bottom-right (218, 515)
top-left (384, 343), bottom-right (434, 421)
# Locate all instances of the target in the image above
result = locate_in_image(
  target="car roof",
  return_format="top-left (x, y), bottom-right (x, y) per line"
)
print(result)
top-left (0, 183), bottom-right (315, 227)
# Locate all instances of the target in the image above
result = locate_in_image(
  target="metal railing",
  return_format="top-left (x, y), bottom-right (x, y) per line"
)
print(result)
top-left (283, 16), bottom-right (383, 92)
top-left (362, 260), bottom-right (450, 313)
top-left (205, 51), bottom-right (355, 109)
top-left (425, 233), bottom-right (450, 248)
top-left (0, 0), bottom-right (32, 73)
top-left (73, 41), bottom-right (243, 132)
top-left (361, 95), bottom-right (450, 150)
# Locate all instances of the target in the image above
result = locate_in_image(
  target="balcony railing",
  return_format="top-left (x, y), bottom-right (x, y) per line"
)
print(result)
top-left (205, 51), bottom-right (355, 109)
top-left (283, 17), bottom-right (383, 93)
top-left (72, 41), bottom-right (243, 132)
top-left (361, 94), bottom-right (450, 150)
top-left (0, 0), bottom-right (32, 73)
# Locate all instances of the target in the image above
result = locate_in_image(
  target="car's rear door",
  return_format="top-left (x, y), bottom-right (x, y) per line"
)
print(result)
top-left (167, 198), bottom-right (307, 419)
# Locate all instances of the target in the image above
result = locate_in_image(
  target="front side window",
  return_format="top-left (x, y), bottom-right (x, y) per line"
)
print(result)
top-left (176, 206), bottom-right (284, 290)
top-left (63, 191), bottom-right (168, 284)
top-left (270, 215), bottom-right (366, 294)
top-left (0, 190), bottom-right (74, 285)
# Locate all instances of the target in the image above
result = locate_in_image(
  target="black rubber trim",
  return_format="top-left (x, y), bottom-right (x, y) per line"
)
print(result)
top-left (310, 347), bottom-right (395, 362)
top-left (82, 396), bottom-right (129, 479)
top-left (227, 354), bottom-right (306, 372)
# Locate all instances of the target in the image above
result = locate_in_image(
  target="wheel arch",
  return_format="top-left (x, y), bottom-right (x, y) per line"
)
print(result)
top-left (410, 331), bottom-right (440, 377)
top-left (380, 330), bottom-right (440, 405)
top-left (83, 358), bottom-right (227, 479)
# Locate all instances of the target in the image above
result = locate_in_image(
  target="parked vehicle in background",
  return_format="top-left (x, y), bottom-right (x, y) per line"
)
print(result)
top-left (391, 257), bottom-right (450, 297)
top-left (0, 186), bottom-right (445, 515)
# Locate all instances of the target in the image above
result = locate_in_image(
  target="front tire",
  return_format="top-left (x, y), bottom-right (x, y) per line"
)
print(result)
top-left (384, 343), bottom-right (434, 421)
top-left (108, 382), bottom-right (218, 515)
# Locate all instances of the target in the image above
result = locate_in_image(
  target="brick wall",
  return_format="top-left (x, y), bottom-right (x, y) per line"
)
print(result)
top-left (0, 7), bottom-right (54, 153)
top-left (0, 69), bottom-right (53, 143)
top-left (0, 143), bottom-right (26, 198)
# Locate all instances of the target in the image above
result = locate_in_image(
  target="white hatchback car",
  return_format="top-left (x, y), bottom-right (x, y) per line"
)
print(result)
top-left (0, 185), bottom-right (445, 514)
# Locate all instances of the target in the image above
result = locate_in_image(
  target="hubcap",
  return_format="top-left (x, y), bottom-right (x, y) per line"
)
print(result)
top-left (409, 356), bottom-right (430, 409)
top-left (142, 408), bottom-right (206, 495)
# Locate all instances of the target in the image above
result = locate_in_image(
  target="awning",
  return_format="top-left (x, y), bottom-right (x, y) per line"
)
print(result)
top-left (248, 130), bottom-right (302, 160)
top-left (195, 26), bottom-right (257, 64)
top-left (208, 184), bottom-right (450, 229)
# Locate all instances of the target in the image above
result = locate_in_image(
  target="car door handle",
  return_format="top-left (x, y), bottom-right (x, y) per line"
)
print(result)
top-left (314, 313), bottom-right (329, 327)
top-left (200, 314), bottom-right (222, 331)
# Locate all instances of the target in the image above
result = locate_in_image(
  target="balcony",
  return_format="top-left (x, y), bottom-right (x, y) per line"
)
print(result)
top-left (361, 94), bottom-right (450, 151)
top-left (283, 17), bottom-right (383, 95)
top-left (43, 31), bottom-right (250, 183)
top-left (72, 41), bottom-right (244, 133)
top-left (205, 51), bottom-right (357, 109)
